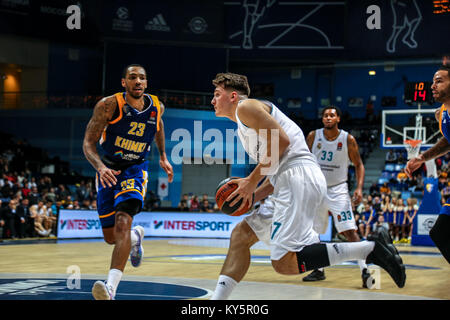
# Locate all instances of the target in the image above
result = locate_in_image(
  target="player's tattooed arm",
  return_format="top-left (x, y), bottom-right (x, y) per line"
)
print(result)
top-left (83, 96), bottom-right (116, 172)
top-left (155, 101), bottom-right (173, 182)
top-left (420, 137), bottom-right (450, 161)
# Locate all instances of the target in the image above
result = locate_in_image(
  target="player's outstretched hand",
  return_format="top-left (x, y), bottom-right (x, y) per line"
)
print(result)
top-left (405, 156), bottom-right (424, 178)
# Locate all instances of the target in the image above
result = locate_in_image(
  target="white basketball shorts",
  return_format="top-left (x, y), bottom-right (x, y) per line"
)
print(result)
top-left (248, 163), bottom-right (326, 261)
top-left (326, 183), bottom-right (357, 233)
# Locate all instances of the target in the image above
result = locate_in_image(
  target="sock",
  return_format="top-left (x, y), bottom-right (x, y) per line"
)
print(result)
top-left (130, 228), bottom-right (138, 247)
top-left (326, 241), bottom-right (375, 266)
top-left (210, 275), bottom-right (237, 300)
top-left (358, 259), bottom-right (368, 273)
top-left (106, 268), bottom-right (123, 297)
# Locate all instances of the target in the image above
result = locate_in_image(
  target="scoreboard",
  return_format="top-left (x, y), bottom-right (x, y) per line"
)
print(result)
top-left (404, 81), bottom-right (434, 105)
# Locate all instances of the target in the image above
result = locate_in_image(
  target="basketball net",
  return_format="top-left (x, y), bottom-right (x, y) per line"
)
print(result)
top-left (404, 139), bottom-right (422, 160)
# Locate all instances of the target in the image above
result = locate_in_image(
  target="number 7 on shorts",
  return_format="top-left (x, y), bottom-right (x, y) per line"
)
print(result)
top-left (271, 222), bottom-right (282, 240)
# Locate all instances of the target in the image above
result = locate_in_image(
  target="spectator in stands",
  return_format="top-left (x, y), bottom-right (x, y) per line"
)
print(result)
top-left (62, 195), bottom-right (74, 209)
top-left (397, 169), bottom-right (408, 191)
top-left (178, 194), bottom-right (190, 212)
top-left (189, 195), bottom-right (200, 212)
top-left (441, 182), bottom-right (450, 203)
top-left (405, 198), bottom-right (419, 244)
top-left (372, 196), bottom-right (382, 214)
top-left (21, 179), bottom-right (31, 198)
top-left (28, 186), bottom-right (40, 206)
top-left (45, 200), bottom-right (57, 236)
top-left (369, 182), bottom-right (380, 197)
top-left (393, 198), bottom-right (407, 243)
top-left (361, 203), bottom-right (376, 239)
top-left (385, 149), bottom-right (398, 164)
top-left (200, 199), bottom-right (214, 213)
top-left (354, 212), bottom-right (363, 238)
top-left (438, 171), bottom-right (448, 191)
top-left (56, 184), bottom-right (71, 202)
top-left (381, 195), bottom-right (395, 239)
top-left (379, 182), bottom-right (391, 196)
top-left (30, 200), bottom-right (52, 237)
top-left (372, 214), bottom-right (389, 234)
top-left (15, 198), bottom-right (30, 238)
top-left (45, 187), bottom-right (57, 203)
top-left (0, 199), bottom-right (18, 239)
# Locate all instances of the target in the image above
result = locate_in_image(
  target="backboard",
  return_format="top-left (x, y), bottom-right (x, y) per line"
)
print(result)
top-left (381, 108), bottom-right (440, 149)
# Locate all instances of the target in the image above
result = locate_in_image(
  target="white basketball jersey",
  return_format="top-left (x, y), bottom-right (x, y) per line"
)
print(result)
top-left (311, 128), bottom-right (349, 187)
top-left (236, 100), bottom-right (315, 179)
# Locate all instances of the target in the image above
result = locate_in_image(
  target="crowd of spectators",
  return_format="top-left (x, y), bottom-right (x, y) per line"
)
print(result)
top-left (352, 192), bottom-right (418, 244)
top-left (177, 193), bottom-right (218, 213)
top-left (0, 132), bottom-right (98, 239)
top-left (351, 148), bottom-right (450, 244)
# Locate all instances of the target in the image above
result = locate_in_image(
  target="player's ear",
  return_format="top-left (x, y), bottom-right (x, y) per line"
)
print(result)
top-left (121, 78), bottom-right (126, 88)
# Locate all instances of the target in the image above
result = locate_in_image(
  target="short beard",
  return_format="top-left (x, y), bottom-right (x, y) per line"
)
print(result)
top-left (128, 91), bottom-right (143, 99)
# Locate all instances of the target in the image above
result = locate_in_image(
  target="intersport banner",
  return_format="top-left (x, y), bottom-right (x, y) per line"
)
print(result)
top-left (57, 210), bottom-right (332, 240)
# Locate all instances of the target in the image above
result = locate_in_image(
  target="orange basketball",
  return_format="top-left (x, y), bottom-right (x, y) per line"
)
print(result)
top-left (215, 177), bottom-right (254, 216)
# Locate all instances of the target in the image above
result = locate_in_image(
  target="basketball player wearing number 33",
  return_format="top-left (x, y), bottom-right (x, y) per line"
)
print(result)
top-left (209, 73), bottom-right (405, 300)
top-left (303, 106), bottom-right (372, 287)
top-left (405, 64), bottom-right (450, 264)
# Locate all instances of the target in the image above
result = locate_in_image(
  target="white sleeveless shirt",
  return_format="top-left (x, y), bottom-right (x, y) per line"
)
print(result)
top-left (235, 100), bottom-right (316, 183)
top-left (311, 128), bottom-right (349, 187)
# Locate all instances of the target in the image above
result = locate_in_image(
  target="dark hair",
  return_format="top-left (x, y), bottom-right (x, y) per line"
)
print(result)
top-left (438, 64), bottom-right (450, 77)
top-left (321, 105), bottom-right (342, 118)
top-left (122, 64), bottom-right (146, 78)
top-left (212, 72), bottom-right (251, 96)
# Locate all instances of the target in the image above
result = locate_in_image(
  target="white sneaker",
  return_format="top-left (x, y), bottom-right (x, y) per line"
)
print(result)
top-left (130, 226), bottom-right (145, 267)
top-left (92, 281), bottom-right (114, 300)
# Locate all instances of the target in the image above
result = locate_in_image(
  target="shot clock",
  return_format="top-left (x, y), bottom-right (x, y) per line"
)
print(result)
top-left (404, 81), bottom-right (434, 105)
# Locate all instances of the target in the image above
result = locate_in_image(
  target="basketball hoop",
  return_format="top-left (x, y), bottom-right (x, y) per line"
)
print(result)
top-left (404, 139), bottom-right (422, 160)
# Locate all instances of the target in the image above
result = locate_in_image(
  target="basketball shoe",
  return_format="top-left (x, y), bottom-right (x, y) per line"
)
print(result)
top-left (130, 225), bottom-right (145, 267)
top-left (366, 228), bottom-right (406, 288)
top-left (92, 281), bottom-right (114, 300)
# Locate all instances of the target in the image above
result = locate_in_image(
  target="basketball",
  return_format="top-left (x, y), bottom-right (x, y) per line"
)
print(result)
top-left (215, 177), bottom-right (254, 216)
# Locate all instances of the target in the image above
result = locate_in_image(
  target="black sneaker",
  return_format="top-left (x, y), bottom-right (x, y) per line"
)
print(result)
top-left (366, 228), bottom-right (406, 288)
top-left (361, 268), bottom-right (374, 289)
top-left (302, 269), bottom-right (326, 281)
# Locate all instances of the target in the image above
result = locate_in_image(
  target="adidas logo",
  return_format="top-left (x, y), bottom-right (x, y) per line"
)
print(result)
top-left (218, 281), bottom-right (226, 286)
top-left (145, 14), bottom-right (170, 32)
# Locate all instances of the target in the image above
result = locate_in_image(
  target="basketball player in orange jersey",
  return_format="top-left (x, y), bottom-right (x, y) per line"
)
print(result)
top-left (209, 73), bottom-right (405, 299)
top-left (406, 64), bottom-right (450, 264)
top-left (303, 106), bottom-right (372, 287)
top-left (83, 64), bottom-right (173, 299)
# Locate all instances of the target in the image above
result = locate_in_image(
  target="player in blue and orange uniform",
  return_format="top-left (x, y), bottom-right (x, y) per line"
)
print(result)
top-left (83, 64), bottom-right (173, 299)
top-left (406, 64), bottom-right (450, 263)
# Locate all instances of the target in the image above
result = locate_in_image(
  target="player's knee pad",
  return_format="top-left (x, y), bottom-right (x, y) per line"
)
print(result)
top-left (115, 199), bottom-right (142, 217)
top-left (296, 243), bottom-right (330, 273)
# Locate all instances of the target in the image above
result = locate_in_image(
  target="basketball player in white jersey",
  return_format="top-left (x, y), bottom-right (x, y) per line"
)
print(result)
top-left (209, 73), bottom-right (405, 299)
top-left (304, 106), bottom-right (371, 287)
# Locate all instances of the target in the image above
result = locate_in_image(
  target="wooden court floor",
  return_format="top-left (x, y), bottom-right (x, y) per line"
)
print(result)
top-left (0, 237), bottom-right (448, 300)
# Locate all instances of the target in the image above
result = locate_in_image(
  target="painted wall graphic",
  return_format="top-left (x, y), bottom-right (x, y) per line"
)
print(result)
top-left (226, 1), bottom-right (345, 53)
top-left (386, 0), bottom-right (422, 53)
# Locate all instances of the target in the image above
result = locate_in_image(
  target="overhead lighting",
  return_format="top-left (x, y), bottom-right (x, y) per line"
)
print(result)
top-left (369, 70), bottom-right (376, 76)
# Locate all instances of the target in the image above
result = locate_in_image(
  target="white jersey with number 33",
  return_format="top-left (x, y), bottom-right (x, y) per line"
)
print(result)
top-left (311, 128), bottom-right (349, 187)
